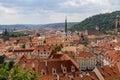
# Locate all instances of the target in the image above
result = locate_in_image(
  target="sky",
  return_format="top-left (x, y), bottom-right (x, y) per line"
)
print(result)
top-left (0, 0), bottom-right (120, 24)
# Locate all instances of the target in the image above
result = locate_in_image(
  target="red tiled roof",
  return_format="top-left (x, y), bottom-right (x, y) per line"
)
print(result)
top-left (76, 51), bottom-right (96, 59)
top-left (17, 54), bottom-right (80, 75)
top-left (97, 65), bottom-right (120, 80)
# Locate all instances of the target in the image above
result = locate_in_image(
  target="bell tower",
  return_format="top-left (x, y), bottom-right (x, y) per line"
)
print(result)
top-left (115, 15), bottom-right (120, 34)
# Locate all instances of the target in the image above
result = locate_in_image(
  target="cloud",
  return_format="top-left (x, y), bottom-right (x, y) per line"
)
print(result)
top-left (0, 0), bottom-right (119, 24)
top-left (0, 3), bottom-right (16, 14)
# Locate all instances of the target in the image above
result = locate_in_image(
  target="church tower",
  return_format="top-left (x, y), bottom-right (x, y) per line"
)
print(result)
top-left (64, 17), bottom-right (68, 41)
top-left (65, 17), bottom-right (67, 36)
top-left (115, 15), bottom-right (120, 34)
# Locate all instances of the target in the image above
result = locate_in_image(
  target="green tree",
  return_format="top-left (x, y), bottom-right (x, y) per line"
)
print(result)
top-left (0, 62), bottom-right (38, 80)
top-left (52, 45), bottom-right (62, 53)
top-left (0, 63), bottom-right (9, 80)
top-left (70, 11), bottom-right (120, 32)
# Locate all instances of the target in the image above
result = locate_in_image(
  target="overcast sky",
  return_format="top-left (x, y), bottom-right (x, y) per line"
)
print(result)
top-left (0, 0), bottom-right (120, 24)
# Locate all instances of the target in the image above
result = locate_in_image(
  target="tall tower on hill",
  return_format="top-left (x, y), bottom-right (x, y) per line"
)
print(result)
top-left (115, 15), bottom-right (120, 34)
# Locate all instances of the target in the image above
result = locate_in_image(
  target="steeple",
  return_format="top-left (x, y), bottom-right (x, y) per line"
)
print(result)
top-left (65, 17), bottom-right (67, 36)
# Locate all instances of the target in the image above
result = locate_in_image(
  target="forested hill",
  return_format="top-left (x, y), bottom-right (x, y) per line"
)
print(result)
top-left (70, 11), bottom-right (120, 31)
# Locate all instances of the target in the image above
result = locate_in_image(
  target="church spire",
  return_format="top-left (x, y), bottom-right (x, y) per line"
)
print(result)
top-left (65, 17), bottom-right (67, 36)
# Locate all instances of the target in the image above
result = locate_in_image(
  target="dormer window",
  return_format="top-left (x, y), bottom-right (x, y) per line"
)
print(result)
top-left (71, 66), bottom-right (75, 72)
top-left (63, 67), bottom-right (67, 73)
top-left (52, 68), bottom-right (56, 75)
top-left (40, 69), bottom-right (46, 75)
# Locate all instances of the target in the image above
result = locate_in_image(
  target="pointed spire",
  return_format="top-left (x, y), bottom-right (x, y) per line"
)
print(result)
top-left (65, 17), bottom-right (67, 36)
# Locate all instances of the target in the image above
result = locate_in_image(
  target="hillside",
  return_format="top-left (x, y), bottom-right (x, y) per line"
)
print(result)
top-left (70, 11), bottom-right (120, 31)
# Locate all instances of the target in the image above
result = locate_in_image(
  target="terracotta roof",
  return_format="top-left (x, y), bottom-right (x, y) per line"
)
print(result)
top-left (76, 51), bottom-right (96, 59)
top-left (73, 76), bottom-right (82, 80)
top-left (105, 50), bottom-right (120, 64)
top-left (97, 65), bottom-right (120, 80)
top-left (87, 29), bottom-right (104, 35)
top-left (52, 53), bottom-right (71, 61)
top-left (40, 75), bottom-right (55, 80)
top-left (17, 54), bottom-right (80, 75)
top-left (33, 45), bottom-right (54, 54)
top-left (14, 48), bottom-right (34, 52)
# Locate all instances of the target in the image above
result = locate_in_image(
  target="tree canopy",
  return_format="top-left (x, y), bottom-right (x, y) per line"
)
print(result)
top-left (70, 11), bottom-right (120, 32)
top-left (0, 62), bottom-right (38, 80)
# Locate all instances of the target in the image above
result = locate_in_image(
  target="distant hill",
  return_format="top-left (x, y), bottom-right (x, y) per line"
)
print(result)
top-left (0, 22), bottom-right (78, 31)
top-left (41, 22), bottom-right (79, 29)
top-left (0, 24), bottom-right (43, 30)
top-left (70, 11), bottom-right (120, 31)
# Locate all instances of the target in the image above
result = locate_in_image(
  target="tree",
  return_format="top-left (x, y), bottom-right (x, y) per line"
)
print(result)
top-left (70, 11), bottom-right (120, 32)
top-left (0, 63), bottom-right (9, 80)
top-left (0, 62), bottom-right (38, 80)
top-left (52, 45), bottom-right (62, 54)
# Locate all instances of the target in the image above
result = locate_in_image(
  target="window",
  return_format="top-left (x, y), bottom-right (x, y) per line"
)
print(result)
top-left (16, 52), bottom-right (18, 56)
top-left (28, 52), bottom-right (31, 55)
top-left (71, 66), bottom-right (75, 72)
top-left (41, 52), bottom-right (43, 57)
top-left (40, 69), bottom-right (46, 75)
top-left (52, 68), bottom-right (56, 75)
top-left (43, 72), bottom-right (46, 75)
top-left (32, 67), bottom-right (35, 71)
top-left (63, 67), bottom-right (67, 73)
